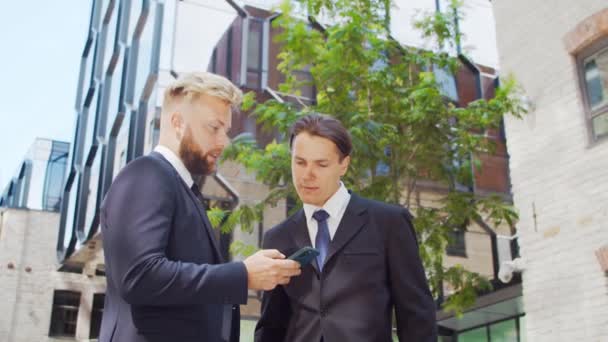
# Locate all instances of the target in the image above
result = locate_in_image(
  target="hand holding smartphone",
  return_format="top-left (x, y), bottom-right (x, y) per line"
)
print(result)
top-left (287, 246), bottom-right (319, 267)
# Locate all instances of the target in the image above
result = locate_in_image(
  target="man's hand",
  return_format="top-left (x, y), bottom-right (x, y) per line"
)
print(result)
top-left (243, 249), bottom-right (301, 291)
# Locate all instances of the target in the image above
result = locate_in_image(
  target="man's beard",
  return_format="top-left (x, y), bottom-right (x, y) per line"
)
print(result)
top-left (178, 127), bottom-right (215, 176)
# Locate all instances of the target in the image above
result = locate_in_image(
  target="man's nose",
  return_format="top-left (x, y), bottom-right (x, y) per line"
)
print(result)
top-left (217, 131), bottom-right (231, 150)
top-left (304, 164), bottom-right (316, 179)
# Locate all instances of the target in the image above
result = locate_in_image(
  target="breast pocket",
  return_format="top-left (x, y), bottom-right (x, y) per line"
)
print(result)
top-left (340, 247), bottom-right (381, 267)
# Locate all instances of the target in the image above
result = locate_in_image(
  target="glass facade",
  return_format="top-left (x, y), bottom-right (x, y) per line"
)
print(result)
top-left (58, 0), bottom-right (165, 262)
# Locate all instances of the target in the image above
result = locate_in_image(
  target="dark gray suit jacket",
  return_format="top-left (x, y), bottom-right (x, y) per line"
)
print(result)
top-left (99, 152), bottom-right (248, 342)
top-left (255, 194), bottom-right (437, 342)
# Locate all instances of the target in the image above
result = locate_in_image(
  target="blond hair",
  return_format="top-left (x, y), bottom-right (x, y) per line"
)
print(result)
top-left (163, 72), bottom-right (243, 109)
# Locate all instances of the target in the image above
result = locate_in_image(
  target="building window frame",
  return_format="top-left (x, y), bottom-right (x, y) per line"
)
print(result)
top-left (89, 293), bottom-right (105, 339)
top-left (244, 16), bottom-right (266, 90)
top-left (446, 227), bottom-right (467, 257)
top-left (576, 36), bottom-right (608, 145)
top-left (48, 290), bottom-right (81, 338)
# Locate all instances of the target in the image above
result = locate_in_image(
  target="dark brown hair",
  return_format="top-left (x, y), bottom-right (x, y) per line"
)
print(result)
top-left (289, 114), bottom-right (352, 160)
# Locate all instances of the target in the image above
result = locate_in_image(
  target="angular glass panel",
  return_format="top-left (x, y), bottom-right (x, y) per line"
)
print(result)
top-left (133, 3), bottom-right (156, 104)
top-left (101, 0), bottom-right (119, 76)
top-left (83, 89), bottom-right (100, 150)
top-left (43, 143), bottom-right (69, 211)
top-left (126, 0), bottom-right (144, 45)
top-left (78, 37), bottom-right (97, 110)
top-left (435, 65), bottom-right (459, 102)
top-left (83, 148), bottom-right (103, 237)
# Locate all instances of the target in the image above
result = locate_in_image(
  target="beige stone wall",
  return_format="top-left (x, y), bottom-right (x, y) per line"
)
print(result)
top-left (0, 209), bottom-right (106, 342)
top-left (492, 1), bottom-right (608, 340)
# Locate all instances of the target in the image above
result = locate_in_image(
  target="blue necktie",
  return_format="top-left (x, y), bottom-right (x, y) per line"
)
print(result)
top-left (313, 210), bottom-right (330, 271)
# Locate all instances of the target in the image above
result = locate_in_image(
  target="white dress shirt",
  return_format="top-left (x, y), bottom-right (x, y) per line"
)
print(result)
top-left (303, 182), bottom-right (351, 247)
top-left (154, 145), bottom-right (193, 187)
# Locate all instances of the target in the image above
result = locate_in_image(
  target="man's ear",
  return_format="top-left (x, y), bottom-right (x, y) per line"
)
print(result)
top-left (170, 111), bottom-right (184, 139)
top-left (339, 155), bottom-right (350, 176)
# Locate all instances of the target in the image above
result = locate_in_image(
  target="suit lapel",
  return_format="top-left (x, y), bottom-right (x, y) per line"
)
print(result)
top-left (150, 152), bottom-right (223, 262)
top-left (324, 194), bottom-right (368, 268)
top-left (182, 180), bottom-right (224, 262)
top-left (289, 210), bottom-right (320, 276)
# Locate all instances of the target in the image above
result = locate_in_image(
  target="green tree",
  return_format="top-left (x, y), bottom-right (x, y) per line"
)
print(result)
top-left (213, 0), bottom-right (526, 316)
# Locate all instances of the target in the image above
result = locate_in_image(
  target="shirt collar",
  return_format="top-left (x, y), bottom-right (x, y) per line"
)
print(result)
top-left (303, 182), bottom-right (350, 222)
top-left (154, 145), bottom-right (194, 187)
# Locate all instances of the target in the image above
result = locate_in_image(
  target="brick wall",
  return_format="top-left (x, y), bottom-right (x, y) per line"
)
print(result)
top-left (492, 1), bottom-right (608, 341)
top-left (0, 209), bottom-right (106, 342)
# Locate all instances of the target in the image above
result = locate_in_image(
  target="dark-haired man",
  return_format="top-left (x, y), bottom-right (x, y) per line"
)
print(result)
top-left (254, 114), bottom-right (437, 342)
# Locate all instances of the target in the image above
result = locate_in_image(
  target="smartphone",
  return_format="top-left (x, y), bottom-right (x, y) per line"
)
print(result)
top-left (288, 246), bottom-right (320, 267)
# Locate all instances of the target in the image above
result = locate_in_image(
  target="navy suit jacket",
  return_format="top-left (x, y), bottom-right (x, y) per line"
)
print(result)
top-left (99, 152), bottom-right (248, 342)
top-left (255, 194), bottom-right (437, 342)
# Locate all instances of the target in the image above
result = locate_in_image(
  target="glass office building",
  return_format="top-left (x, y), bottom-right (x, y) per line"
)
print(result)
top-left (0, 138), bottom-right (69, 212)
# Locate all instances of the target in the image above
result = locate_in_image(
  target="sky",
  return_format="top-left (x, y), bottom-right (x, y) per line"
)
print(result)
top-left (0, 1), bottom-right (92, 188)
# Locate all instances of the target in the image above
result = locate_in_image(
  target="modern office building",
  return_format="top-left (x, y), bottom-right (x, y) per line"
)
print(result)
top-left (0, 139), bottom-right (69, 212)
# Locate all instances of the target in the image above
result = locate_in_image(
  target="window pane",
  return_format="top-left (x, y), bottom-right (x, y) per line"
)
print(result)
top-left (83, 89), bottom-right (100, 151)
top-left (592, 111), bottom-right (608, 140)
top-left (89, 293), bottom-right (105, 339)
top-left (126, 0), bottom-right (144, 45)
top-left (78, 38), bottom-right (96, 110)
top-left (247, 71), bottom-right (261, 89)
top-left (459, 326), bottom-right (487, 342)
top-left (246, 18), bottom-right (264, 89)
top-left (62, 174), bottom-right (80, 251)
top-left (43, 144), bottom-right (69, 211)
top-left (294, 70), bottom-right (314, 99)
top-left (584, 48), bottom-right (608, 110)
top-left (490, 319), bottom-right (518, 342)
top-left (446, 229), bottom-right (466, 257)
top-left (49, 290), bottom-right (81, 338)
top-left (105, 52), bottom-right (126, 140)
top-left (133, 4), bottom-right (156, 104)
top-left (101, 2), bottom-right (119, 76)
top-left (84, 150), bottom-right (103, 235)
top-left (435, 65), bottom-right (459, 102)
top-left (520, 316), bottom-right (527, 342)
top-left (247, 20), bottom-right (263, 70)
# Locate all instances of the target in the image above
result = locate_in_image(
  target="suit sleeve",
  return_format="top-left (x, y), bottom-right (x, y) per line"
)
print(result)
top-left (388, 208), bottom-right (438, 341)
top-left (254, 229), bottom-right (291, 342)
top-left (101, 157), bottom-right (248, 306)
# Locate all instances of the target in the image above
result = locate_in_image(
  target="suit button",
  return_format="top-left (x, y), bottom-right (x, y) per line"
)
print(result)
top-left (320, 310), bottom-right (327, 317)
